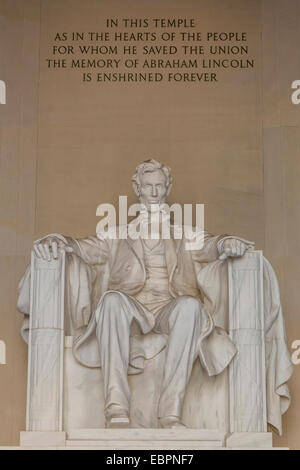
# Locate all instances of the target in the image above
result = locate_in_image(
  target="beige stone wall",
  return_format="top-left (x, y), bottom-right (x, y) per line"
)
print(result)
top-left (0, 0), bottom-right (299, 448)
top-left (0, 0), bottom-right (40, 445)
top-left (262, 0), bottom-right (300, 449)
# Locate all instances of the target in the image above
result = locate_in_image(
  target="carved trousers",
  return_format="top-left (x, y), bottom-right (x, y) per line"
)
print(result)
top-left (95, 291), bottom-right (203, 419)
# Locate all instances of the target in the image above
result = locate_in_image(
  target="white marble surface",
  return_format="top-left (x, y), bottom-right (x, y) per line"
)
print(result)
top-left (20, 428), bottom-right (225, 449)
top-left (226, 432), bottom-right (272, 448)
top-left (23, 248), bottom-right (292, 436)
top-left (64, 336), bottom-right (229, 430)
top-left (228, 251), bottom-right (267, 432)
top-left (67, 427), bottom-right (225, 442)
top-left (64, 337), bottom-right (105, 429)
top-left (26, 252), bottom-right (65, 431)
top-left (17, 429), bottom-right (282, 450)
top-left (20, 431), bottom-right (66, 447)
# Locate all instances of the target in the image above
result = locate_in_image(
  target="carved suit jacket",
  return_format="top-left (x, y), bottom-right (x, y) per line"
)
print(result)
top-left (19, 224), bottom-right (239, 377)
top-left (64, 225), bottom-right (228, 300)
top-left (51, 223), bottom-right (239, 377)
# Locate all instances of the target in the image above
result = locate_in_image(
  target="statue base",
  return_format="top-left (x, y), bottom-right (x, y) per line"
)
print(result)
top-left (0, 429), bottom-right (284, 450)
top-left (0, 430), bottom-right (289, 449)
top-left (64, 428), bottom-right (225, 449)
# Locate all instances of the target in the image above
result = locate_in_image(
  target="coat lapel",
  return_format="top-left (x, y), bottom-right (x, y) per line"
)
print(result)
top-left (126, 217), bottom-right (146, 275)
top-left (164, 225), bottom-right (182, 282)
top-left (164, 238), bottom-right (178, 282)
top-left (126, 236), bottom-right (144, 265)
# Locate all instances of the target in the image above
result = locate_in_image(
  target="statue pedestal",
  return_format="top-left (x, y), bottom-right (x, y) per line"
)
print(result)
top-left (16, 429), bottom-right (279, 450)
top-left (65, 428), bottom-right (225, 449)
top-left (18, 428), bottom-right (225, 449)
top-left (20, 431), bottom-right (66, 447)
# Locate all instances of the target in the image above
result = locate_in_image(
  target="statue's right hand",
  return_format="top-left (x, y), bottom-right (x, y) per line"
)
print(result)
top-left (33, 236), bottom-right (73, 261)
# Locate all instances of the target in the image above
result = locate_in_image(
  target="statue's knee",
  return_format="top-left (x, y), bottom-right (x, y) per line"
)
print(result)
top-left (171, 296), bottom-right (201, 324)
top-left (97, 292), bottom-right (124, 322)
top-left (102, 291), bottom-right (122, 307)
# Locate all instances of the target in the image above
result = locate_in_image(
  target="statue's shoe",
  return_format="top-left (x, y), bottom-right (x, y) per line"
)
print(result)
top-left (106, 414), bottom-right (131, 428)
top-left (159, 416), bottom-right (187, 429)
top-left (105, 405), bottom-right (130, 428)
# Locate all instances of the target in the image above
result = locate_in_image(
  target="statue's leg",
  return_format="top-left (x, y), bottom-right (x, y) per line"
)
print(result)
top-left (157, 296), bottom-right (202, 427)
top-left (95, 292), bottom-right (134, 427)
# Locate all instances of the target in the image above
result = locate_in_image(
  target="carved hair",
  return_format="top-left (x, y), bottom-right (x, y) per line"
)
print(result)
top-left (132, 159), bottom-right (173, 196)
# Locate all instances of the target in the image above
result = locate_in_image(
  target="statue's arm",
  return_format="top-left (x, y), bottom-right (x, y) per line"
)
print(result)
top-left (190, 232), bottom-right (227, 263)
top-left (65, 234), bottom-right (109, 265)
top-left (33, 232), bottom-right (109, 266)
top-left (191, 232), bottom-right (255, 263)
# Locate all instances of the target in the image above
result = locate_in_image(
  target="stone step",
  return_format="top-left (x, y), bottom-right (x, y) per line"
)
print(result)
top-left (65, 428), bottom-right (226, 449)
top-left (66, 439), bottom-right (223, 449)
top-left (2, 430), bottom-right (284, 449)
top-left (67, 428), bottom-right (225, 444)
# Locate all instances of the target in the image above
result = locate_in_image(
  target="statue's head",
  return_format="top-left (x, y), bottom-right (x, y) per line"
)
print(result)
top-left (132, 159), bottom-right (172, 211)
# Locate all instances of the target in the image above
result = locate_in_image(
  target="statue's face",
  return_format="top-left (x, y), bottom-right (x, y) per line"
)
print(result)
top-left (138, 169), bottom-right (168, 211)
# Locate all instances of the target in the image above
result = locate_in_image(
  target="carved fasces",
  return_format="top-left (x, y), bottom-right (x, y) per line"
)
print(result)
top-left (26, 251), bottom-right (65, 431)
top-left (228, 251), bottom-right (267, 432)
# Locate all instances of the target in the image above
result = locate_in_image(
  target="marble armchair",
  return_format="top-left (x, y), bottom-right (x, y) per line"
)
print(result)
top-left (21, 249), bottom-right (271, 448)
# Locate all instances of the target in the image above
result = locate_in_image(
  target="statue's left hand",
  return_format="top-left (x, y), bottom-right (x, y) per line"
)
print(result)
top-left (219, 238), bottom-right (254, 260)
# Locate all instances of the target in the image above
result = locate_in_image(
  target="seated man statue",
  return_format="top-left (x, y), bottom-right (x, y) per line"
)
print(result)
top-left (22, 159), bottom-right (292, 431)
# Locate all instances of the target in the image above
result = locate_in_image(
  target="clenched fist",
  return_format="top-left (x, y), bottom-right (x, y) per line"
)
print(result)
top-left (218, 237), bottom-right (254, 261)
